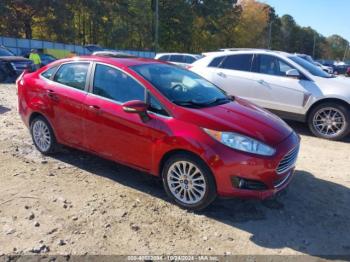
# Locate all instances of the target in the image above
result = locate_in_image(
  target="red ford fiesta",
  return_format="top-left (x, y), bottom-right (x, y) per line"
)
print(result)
top-left (17, 56), bottom-right (300, 210)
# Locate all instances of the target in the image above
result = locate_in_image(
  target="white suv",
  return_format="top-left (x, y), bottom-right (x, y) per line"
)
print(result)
top-left (155, 53), bottom-right (202, 68)
top-left (190, 49), bottom-right (350, 140)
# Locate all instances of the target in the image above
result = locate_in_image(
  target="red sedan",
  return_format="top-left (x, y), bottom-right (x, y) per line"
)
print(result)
top-left (17, 56), bottom-right (300, 210)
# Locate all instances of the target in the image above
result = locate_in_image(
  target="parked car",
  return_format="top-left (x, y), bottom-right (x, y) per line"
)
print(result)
top-left (17, 56), bottom-right (299, 210)
top-left (296, 54), bottom-right (333, 74)
top-left (92, 50), bottom-right (136, 58)
top-left (333, 64), bottom-right (350, 75)
top-left (0, 45), bottom-right (33, 82)
top-left (40, 53), bottom-right (57, 66)
top-left (190, 49), bottom-right (350, 140)
top-left (154, 53), bottom-right (203, 67)
top-left (347, 67), bottom-right (350, 77)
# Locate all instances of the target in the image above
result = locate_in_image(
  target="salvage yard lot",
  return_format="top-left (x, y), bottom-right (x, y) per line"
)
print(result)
top-left (0, 84), bottom-right (350, 257)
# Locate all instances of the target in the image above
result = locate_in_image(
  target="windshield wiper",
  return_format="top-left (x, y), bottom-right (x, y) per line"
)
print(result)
top-left (171, 100), bottom-right (205, 108)
top-left (172, 97), bottom-right (232, 108)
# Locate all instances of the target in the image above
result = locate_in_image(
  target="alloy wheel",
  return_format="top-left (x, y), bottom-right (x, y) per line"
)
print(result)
top-left (166, 161), bottom-right (207, 205)
top-left (32, 120), bottom-right (52, 152)
top-left (312, 107), bottom-right (346, 138)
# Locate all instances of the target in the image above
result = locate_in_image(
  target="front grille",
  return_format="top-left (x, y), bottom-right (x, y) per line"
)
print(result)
top-left (276, 145), bottom-right (299, 175)
top-left (274, 171), bottom-right (292, 188)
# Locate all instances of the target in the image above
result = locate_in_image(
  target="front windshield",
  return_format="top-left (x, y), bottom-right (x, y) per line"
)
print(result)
top-left (289, 56), bottom-right (333, 78)
top-left (131, 63), bottom-right (231, 108)
top-left (0, 48), bottom-right (15, 56)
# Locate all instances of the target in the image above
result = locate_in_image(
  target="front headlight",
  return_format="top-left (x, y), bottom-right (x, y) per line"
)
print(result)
top-left (203, 128), bottom-right (275, 156)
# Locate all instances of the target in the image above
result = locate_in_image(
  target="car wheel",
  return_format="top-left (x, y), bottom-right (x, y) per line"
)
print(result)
top-left (30, 116), bottom-right (57, 154)
top-left (308, 102), bottom-right (350, 140)
top-left (162, 153), bottom-right (217, 211)
top-left (0, 69), bottom-right (6, 82)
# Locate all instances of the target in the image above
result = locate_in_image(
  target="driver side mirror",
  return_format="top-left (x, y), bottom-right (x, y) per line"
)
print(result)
top-left (122, 100), bottom-right (150, 122)
top-left (286, 69), bottom-right (300, 78)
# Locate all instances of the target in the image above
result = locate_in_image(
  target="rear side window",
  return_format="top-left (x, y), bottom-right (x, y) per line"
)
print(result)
top-left (41, 66), bottom-right (58, 79)
top-left (184, 56), bottom-right (195, 64)
top-left (208, 56), bottom-right (225, 68)
top-left (53, 63), bottom-right (89, 90)
top-left (169, 55), bottom-right (184, 63)
top-left (220, 54), bottom-right (253, 72)
top-left (158, 55), bottom-right (169, 61)
top-left (93, 64), bottom-right (145, 103)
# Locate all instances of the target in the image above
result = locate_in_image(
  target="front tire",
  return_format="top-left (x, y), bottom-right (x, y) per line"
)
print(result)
top-left (308, 102), bottom-right (350, 140)
top-left (162, 153), bottom-right (217, 211)
top-left (30, 116), bottom-right (57, 155)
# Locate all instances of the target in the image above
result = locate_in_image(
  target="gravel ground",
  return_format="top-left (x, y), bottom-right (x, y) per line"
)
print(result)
top-left (0, 84), bottom-right (350, 258)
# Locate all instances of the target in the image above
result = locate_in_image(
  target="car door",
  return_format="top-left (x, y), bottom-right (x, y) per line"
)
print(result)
top-left (211, 54), bottom-right (256, 100)
top-left (83, 63), bottom-right (166, 171)
top-left (249, 54), bottom-right (312, 114)
top-left (46, 62), bottom-right (91, 147)
top-left (169, 55), bottom-right (187, 67)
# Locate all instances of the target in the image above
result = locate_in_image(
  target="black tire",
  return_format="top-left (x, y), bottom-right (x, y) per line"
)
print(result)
top-left (0, 69), bottom-right (6, 83)
top-left (308, 102), bottom-right (350, 140)
top-left (30, 116), bottom-right (58, 155)
top-left (162, 153), bottom-right (217, 211)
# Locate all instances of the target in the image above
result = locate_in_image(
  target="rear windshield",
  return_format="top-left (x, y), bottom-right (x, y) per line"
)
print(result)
top-left (0, 48), bottom-right (15, 56)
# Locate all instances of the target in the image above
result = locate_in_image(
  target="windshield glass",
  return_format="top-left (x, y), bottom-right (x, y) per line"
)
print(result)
top-left (131, 63), bottom-right (231, 108)
top-left (289, 56), bottom-right (333, 78)
top-left (0, 47), bottom-right (15, 56)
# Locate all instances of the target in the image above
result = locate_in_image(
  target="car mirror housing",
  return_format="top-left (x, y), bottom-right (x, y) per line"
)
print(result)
top-left (286, 69), bottom-right (300, 78)
top-left (122, 100), bottom-right (148, 113)
top-left (122, 100), bottom-right (150, 122)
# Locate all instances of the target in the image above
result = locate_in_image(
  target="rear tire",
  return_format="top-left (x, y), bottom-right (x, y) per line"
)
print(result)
top-left (162, 153), bottom-right (217, 211)
top-left (30, 116), bottom-right (58, 155)
top-left (308, 102), bottom-right (350, 140)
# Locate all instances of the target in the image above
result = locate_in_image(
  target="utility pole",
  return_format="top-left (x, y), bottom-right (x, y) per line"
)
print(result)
top-left (268, 21), bottom-right (273, 50)
top-left (343, 44), bottom-right (349, 61)
top-left (154, 0), bottom-right (159, 53)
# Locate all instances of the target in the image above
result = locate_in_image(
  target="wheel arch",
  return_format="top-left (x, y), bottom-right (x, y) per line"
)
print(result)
top-left (306, 98), bottom-right (350, 121)
top-left (158, 149), bottom-right (216, 186)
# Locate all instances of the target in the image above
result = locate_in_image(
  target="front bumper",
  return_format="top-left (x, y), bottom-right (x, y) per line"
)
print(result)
top-left (208, 132), bottom-right (300, 199)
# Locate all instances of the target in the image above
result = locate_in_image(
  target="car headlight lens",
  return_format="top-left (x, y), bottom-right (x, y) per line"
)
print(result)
top-left (203, 128), bottom-right (275, 156)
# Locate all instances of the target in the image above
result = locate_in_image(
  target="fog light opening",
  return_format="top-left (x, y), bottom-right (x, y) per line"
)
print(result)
top-left (231, 176), bottom-right (267, 190)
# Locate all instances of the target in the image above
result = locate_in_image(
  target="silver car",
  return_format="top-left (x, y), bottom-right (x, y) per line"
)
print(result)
top-left (190, 49), bottom-right (350, 140)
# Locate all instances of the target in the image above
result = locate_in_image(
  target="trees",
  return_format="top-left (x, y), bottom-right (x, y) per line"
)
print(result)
top-left (0, 0), bottom-right (347, 59)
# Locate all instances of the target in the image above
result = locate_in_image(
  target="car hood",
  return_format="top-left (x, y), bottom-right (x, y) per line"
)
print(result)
top-left (177, 98), bottom-right (293, 146)
top-left (0, 56), bottom-right (31, 62)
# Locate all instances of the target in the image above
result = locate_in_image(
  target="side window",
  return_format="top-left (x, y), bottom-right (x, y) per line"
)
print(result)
top-left (93, 64), bottom-right (145, 103)
top-left (53, 63), bottom-right (89, 90)
top-left (208, 56), bottom-right (225, 68)
top-left (158, 55), bottom-right (169, 61)
top-left (254, 55), bottom-right (295, 76)
top-left (41, 66), bottom-right (58, 79)
top-left (148, 94), bottom-right (169, 116)
top-left (220, 54), bottom-right (253, 72)
top-left (170, 55), bottom-right (185, 63)
top-left (184, 56), bottom-right (195, 64)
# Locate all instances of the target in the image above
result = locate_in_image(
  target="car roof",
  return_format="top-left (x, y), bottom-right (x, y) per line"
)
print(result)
top-left (55, 56), bottom-right (163, 68)
top-left (155, 53), bottom-right (197, 57)
top-left (202, 49), bottom-right (291, 58)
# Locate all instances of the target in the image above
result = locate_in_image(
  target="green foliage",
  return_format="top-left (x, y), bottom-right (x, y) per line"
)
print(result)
top-left (0, 0), bottom-right (348, 59)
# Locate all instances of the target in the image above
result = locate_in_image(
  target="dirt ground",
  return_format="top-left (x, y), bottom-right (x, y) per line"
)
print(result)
top-left (0, 83), bottom-right (350, 258)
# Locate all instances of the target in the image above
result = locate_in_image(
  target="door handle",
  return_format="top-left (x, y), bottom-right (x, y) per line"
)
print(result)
top-left (88, 105), bottom-right (100, 110)
top-left (217, 72), bottom-right (226, 78)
